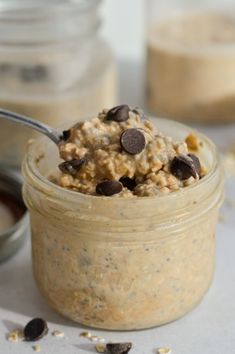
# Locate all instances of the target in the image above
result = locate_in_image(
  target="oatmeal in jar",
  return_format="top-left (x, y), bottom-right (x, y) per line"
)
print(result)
top-left (22, 106), bottom-right (224, 330)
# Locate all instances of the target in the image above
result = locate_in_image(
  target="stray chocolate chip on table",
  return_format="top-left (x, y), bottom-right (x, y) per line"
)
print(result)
top-left (120, 128), bottom-right (146, 155)
top-left (59, 158), bottom-right (86, 176)
top-left (170, 155), bottom-right (198, 180)
top-left (107, 105), bottom-right (130, 122)
top-left (96, 180), bottom-right (122, 196)
top-left (24, 318), bottom-right (48, 342)
top-left (106, 342), bottom-right (132, 354)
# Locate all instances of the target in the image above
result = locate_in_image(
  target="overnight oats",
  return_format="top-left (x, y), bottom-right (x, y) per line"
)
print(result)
top-left (147, 12), bottom-right (235, 122)
top-left (22, 105), bottom-right (224, 330)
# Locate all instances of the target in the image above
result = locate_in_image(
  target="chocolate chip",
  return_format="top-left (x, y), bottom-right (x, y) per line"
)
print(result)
top-left (24, 318), bottom-right (48, 342)
top-left (119, 177), bottom-right (136, 191)
top-left (107, 105), bottom-right (130, 122)
top-left (188, 153), bottom-right (201, 176)
top-left (96, 181), bottom-right (122, 196)
top-left (106, 342), bottom-right (132, 354)
top-left (59, 158), bottom-right (85, 176)
top-left (120, 128), bottom-right (145, 155)
top-left (170, 155), bottom-right (197, 180)
top-left (62, 129), bottom-right (71, 141)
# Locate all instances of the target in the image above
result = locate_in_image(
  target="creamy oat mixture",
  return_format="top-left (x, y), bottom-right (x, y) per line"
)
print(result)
top-left (147, 12), bottom-right (235, 122)
top-left (58, 105), bottom-right (202, 197)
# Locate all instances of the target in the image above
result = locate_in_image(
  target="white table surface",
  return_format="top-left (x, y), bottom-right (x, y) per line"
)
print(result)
top-left (0, 61), bottom-right (235, 354)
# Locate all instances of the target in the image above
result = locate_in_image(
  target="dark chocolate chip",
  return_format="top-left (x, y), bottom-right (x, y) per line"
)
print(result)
top-left (62, 129), bottom-right (71, 141)
top-left (106, 342), bottom-right (132, 354)
top-left (96, 180), bottom-right (122, 196)
top-left (170, 155), bottom-right (197, 180)
top-left (20, 65), bottom-right (47, 82)
top-left (107, 105), bottom-right (130, 122)
top-left (24, 318), bottom-right (48, 342)
top-left (119, 177), bottom-right (136, 191)
top-left (120, 128), bottom-right (145, 155)
top-left (188, 153), bottom-right (201, 176)
top-left (59, 158), bottom-right (85, 176)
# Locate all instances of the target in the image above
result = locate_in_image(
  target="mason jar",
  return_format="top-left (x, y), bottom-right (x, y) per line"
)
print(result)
top-left (0, 0), bottom-right (117, 168)
top-left (22, 118), bottom-right (224, 330)
top-left (146, 0), bottom-right (235, 123)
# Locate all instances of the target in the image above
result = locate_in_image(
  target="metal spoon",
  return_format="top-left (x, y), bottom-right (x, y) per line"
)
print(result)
top-left (0, 108), bottom-right (63, 145)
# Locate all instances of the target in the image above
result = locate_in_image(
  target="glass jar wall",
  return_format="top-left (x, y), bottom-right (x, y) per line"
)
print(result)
top-left (0, 0), bottom-right (117, 167)
top-left (146, 0), bottom-right (235, 123)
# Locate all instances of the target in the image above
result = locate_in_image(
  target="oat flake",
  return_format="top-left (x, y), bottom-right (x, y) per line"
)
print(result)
top-left (33, 345), bottom-right (41, 352)
top-left (52, 330), bottom-right (65, 338)
top-left (80, 331), bottom-right (92, 338)
top-left (7, 329), bottom-right (24, 343)
top-left (157, 348), bottom-right (172, 354)
top-left (185, 133), bottom-right (200, 151)
top-left (95, 343), bottom-right (106, 353)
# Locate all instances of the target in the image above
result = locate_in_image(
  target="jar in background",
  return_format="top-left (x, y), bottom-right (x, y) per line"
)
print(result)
top-left (146, 0), bottom-right (235, 123)
top-left (22, 118), bottom-right (224, 330)
top-left (0, 0), bottom-right (117, 168)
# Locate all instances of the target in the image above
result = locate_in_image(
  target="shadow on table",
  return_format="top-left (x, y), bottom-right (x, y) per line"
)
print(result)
top-left (74, 343), bottom-right (96, 353)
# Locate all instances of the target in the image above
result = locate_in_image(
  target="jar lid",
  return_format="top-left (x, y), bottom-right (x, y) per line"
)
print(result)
top-left (0, 167), bottom-right (28, 263)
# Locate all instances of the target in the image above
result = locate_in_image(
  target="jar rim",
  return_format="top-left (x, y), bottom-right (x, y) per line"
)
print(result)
top-left (23, 117), bottom-right (221, 204)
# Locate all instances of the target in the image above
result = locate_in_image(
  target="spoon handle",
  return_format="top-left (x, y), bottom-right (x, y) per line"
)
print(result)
top-left (0, 108), bottom-right (62, 144)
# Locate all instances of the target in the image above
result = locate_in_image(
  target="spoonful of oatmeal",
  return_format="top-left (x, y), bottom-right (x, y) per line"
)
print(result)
top-left (0, 105), bottom-right (203, 197)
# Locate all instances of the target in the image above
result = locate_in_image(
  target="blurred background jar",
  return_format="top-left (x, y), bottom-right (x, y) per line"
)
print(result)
top-left (146, 0), bottom-right (235, 123)
top-left (0, 0), bottom-right (117, 168)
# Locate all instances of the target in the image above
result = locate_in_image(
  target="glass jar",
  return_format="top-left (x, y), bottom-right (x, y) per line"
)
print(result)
top-left (146, 0), bottom-right (235, 123)
top-left (0, 0), bottom-right (117, 168)
top-left (22, 118), bottom-right (224, 330)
